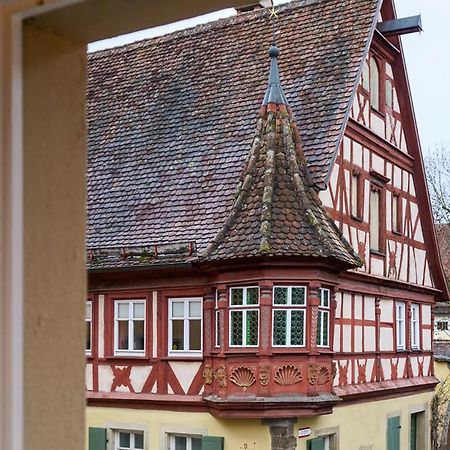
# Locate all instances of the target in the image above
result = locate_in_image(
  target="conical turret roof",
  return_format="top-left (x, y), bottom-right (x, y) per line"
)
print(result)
top-left (204, 45), bottom-right (361, 268)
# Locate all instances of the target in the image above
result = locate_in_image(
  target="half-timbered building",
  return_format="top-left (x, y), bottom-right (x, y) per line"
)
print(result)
top-left (86, 1), bottom-right (447, 449)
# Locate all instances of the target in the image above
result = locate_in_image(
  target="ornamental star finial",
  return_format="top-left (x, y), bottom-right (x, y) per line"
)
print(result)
top-left (269, 6), bottom-right (279, 19)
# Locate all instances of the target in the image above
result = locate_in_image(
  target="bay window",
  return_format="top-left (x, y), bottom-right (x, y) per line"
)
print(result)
top-left (272, 286), bottom-right (306, 347)
top-left (229, 287), bottom-right (259, 347)
top-left (169, 298), bottom-right (202, 355)
top-left (114, 300), bottom-right (145, 355)
top-left (317, 288), bottom-right (330, 348)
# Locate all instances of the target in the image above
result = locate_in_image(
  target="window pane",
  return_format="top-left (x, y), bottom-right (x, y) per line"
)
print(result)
top-left (392, 195), bottom-right (398, 232)
top-left (174, 436), bottom-right (187, 450)
top-left (291, 287), bottom-right (305, 305)
top-left (191, 437), bottom-right (202, 450)
top-left (274, 287), bottom-right (288, 305)
top-left (291, 310), bottom-right (305, 346)
top-left (317, 312), bottom-right (322, 346)
top-left (273, 310), bottom-right (287, 345)
top-left (320, 289), bottom-right (329, 307)
top-left (189, 319), bottom-right (201, 351)
top-left (189, 301), bottom-right (201, 318)
top-left (370, 57), bottom-right (379, 110)
top-left (119, 432), bottom-right (130, 448)
top-left (86, 302), bottom-right (92, 320)
top-left (134, 433), bottom-right (144, 449)
top-left (231, 288), bottom-right (243, 306)
top-left (246, 310), bottom-right (258, 345)
top-left (172, 302), bottom-right (185, 318)
top-left (386, 79), bottom-right (393, 108)
top-left (133, 320), bottom-right (145, 350)
top-left (370, 190), bottom-right (380, 250)
top-left (171, 320), bottom-right (184, 350)
top-left (215, 310), bottom-right (221, 347)
top-left (322, 311), bottom-right (329, 346)
top-left (351, 174), bottom-right (358, 217)
top-left (118, 303), bottom-right (129, 319)
top-left (118, 321), bottom-right (129, 350)
top-left (86, 322), bottom-right (91, 351)
top-left (362, 61), bottom-right (370, 91)
top-left (231, 311), bottom-right (243, 345)
top-left (133, 302), bottom-right (145, 319)
top-left (246, 287), bottom-right (259, 305)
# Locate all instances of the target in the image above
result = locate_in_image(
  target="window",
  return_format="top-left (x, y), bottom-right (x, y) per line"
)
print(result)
top-left (436, 321), bottom-right (449, 331)
top-left (386, 79), bottom-right (393, 109)
top-left (351, 171), bottom-right (362, 219)
top-left (169, 298), bottom-right (202, 355)
top-left (410, 411), bottom-right (425, 450)
top-left (369, 187), bottom-right (381, 251)
top-left (307, 434), bottom-right (336, 450)
top-left (370, 57), bottom-right (380, 110)
top-left (392, 193), bottom-right (402, 234)
top-left (362, 60), bottom-right (370, 92)
top-left (410, 304), bottom-right (420, 350)
top-left (115, 430), bottom-right (144, 450)
top-left (169, 434), bottom-right (202, 450)
top-left (114, 300), bottom-right (145, 355)
top-left (272, 286), bottom-right (306, 347)
top-left (86, 300), bottom-right (92, 354)
top-left (317, 288), bottom-right (330, 348)
top-left (229, 287), bottom-right (259, 347)
top-left (396, 302), bottom-right (406, 350)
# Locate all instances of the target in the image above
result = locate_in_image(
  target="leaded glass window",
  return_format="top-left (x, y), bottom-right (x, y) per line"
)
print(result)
top-left (317, 288), bottom-right (330, 348)
top-left (272, 286), bottom-right (306, 347)
top-left (229, 287), bottom-right (259, 347)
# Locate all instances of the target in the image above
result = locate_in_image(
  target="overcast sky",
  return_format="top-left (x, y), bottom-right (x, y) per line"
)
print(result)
top-left (88, 0), bottom-right (450, 153)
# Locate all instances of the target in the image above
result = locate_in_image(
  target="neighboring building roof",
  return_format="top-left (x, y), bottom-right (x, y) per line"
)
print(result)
top-left (87, 0), bottom-right (379, 264)
top-left (204, 46), bottom-right (361, 267)
top-left (436, 224), bottom-right (450, 288)
top-left (434, 341), bottom-right (450, 362)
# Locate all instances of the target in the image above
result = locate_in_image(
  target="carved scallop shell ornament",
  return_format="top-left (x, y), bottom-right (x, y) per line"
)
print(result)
top-left (230, 366), bottom-right (256, 391)
top-left (316, 366), bottom-right (331, 385)
top-left (274, 364), bottom-right (302, 385)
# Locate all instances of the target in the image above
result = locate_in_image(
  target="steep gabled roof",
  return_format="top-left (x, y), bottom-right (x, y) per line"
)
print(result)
top-left (87, 0), bottom-right (380, 254)
top-left (204, 45), bottom-right (361, 267)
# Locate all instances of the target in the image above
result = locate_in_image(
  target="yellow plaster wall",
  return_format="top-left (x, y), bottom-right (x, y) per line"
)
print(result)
top-left (87, 392), bottom-right (433, 450)
top-left (435, 360), bottom-right (450, 382)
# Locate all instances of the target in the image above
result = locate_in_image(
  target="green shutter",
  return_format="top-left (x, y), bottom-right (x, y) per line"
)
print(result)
top-left (201, 436), bottom-right (224, 450)
top-left (89, 427), bottom-right (107, 450)
top-left (307, 437), bottom-right (325, 450)
top-left (387, 416), bottom-right (401, 450)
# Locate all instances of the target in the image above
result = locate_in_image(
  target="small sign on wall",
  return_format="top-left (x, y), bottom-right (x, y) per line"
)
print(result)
top-left (298, 428), bottom-right (312, 438)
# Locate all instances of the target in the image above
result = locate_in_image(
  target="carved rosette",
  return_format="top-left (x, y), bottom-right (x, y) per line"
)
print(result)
top-left (202, 365), bottom-right (213, 385)
top-left (214, 365), bottom-right (227, 388)
top-left (259, 365), bottom-right (270, 386)
top-left (230, 366), bottom-right (256, 391)
top-left (274, 364), bottom-right (302, 386)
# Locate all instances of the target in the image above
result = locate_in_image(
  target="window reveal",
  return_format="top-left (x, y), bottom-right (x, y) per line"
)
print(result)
top-left (169, 298), bottom-right (202, 355)
top-left (114, 300), bottom-right (145, 354)
top-left (272, 286), bottom-right (307, 347)
top-left (317, 288), bottom-right (330, 348)
top-left (229, 287), bottom-right (259, 347)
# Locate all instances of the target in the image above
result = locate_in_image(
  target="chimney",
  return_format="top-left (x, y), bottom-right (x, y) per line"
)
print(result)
top-left (235, 0), bottom-right (272, 14)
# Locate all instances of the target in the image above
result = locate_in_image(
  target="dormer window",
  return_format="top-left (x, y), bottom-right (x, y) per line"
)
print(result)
top-left (370, 57), bottom-right (380, 110)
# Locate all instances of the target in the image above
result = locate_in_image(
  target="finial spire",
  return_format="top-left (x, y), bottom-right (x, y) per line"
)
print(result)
top-left (262, 44), bottom-right (288, 106)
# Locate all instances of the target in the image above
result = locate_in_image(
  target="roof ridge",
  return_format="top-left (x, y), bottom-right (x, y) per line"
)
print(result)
top-left (88, 0), bottom-right (323, 59)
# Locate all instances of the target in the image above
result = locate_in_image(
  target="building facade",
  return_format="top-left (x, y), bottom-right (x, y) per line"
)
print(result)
top-left (85, 1), bottom-right (447, 449)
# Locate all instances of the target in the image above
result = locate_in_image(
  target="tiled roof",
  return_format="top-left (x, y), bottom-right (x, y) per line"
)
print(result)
top-left (87, 0), bottom-right (379, 261)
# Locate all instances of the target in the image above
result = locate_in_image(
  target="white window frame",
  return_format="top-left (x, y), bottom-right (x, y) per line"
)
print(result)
top-left (114, 429), bottom-right (144, 450)
top-left (396, 302), bottom-right (406, 350)
top-left (168, 433), bottom-right (202, 450)
top-left (229, 286), bottom-right (259, 348)
top-left (114, 299), bottom-right (146, 356)
top-left (411, 303), bottom-right (420, 350)
top-left (168, 297), bottom-right (203, 357)
top-left (86, 300), bottom-right (92, 355)
top-left (272, 286), bottom-right (307, 347)
top-left (317, 288), bottom-right (331, 348)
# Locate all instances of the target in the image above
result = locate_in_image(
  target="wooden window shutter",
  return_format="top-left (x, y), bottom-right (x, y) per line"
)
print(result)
top-left (307, 437), bottom-right (325, 450)
top-left (387, 416), bottom-right (401, 450)
top-left (201, 436), bottom-right (224, 450)
top-left (88, 427), bottom-right (107, 450)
